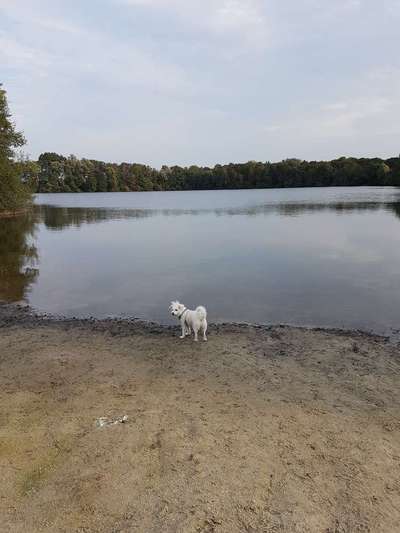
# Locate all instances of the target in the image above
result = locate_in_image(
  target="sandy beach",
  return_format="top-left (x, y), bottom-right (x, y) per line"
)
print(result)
top-left (1, 303), bottom-right (399, 532)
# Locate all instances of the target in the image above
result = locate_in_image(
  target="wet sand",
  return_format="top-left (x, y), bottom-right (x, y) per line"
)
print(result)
top-left (1, 303), bottom-right (400, 532)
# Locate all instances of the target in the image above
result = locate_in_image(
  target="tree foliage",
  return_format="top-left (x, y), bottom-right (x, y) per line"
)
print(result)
top-left (0, 84), bottom-right (32, 212)
top-left (30, 153), bottom-right (400, 193)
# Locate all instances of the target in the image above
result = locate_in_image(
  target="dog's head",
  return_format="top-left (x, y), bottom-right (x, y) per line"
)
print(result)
top-left (169, 301), bottom-right (185, 317)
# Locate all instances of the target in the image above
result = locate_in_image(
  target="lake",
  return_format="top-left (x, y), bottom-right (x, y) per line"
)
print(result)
top-left (1, 187), bottom-right (400, 335)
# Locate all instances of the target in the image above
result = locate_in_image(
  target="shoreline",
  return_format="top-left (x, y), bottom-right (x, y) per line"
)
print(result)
top-left (1, 301), bottom-right (400, 532)
top-left (33, 185), bottom-right (400, 194)
top-left (0, 301), bottom-right (391, 341)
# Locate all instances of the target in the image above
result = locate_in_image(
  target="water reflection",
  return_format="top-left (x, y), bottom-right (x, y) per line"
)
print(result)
top-left (0, 213), bottom-right (39, 302)
top-left (36, 200), bottom-right (400, 230)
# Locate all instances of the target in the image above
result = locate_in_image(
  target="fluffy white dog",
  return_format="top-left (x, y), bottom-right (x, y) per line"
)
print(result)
top-left (169, 301), bottom-right (208, 342)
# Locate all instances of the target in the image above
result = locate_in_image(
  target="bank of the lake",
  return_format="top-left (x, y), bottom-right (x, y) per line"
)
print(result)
top-left (1, 303), bottom-right (399, 532)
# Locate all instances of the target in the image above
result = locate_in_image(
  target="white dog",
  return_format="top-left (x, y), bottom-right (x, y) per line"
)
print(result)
top-left (169, 301), bottom-right (208, 342)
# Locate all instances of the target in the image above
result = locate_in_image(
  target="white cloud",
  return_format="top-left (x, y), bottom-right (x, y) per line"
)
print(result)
top-left (0, 0), bottom-right (80, 32)
top-left (0, 33), bottom-right (51, 72)
top-left (385, 0), bottom-right (400, 15)
top-left (1, 0), bottom-right (399, 164)
top-left (119, 0), bottom-right (269, 48)
top-left (0, 3), bottom-right (189, 93)
top-left (260, 67), bottom-right (400, 160)
top-left (320, 97), bottom-right (391, 135)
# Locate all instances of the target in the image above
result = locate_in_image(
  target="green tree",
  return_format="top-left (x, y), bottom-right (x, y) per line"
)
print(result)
top-left (16, 153), bottom-right (40, 190)
top-left (0, 84), bottom-right (32, 212)
top-left (33, 151), bottom-right (400, 193)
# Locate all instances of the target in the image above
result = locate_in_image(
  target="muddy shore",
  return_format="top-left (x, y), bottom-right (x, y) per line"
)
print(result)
top-left (1, 303), bottom-right (399, 532)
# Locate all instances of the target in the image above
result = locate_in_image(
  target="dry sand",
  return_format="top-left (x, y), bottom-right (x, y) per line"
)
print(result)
top-left (0, 304), bottom-right (400, 532)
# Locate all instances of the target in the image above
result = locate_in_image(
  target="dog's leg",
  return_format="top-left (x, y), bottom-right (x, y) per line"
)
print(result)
top-left (180, 319), bottom-right (186, 339)
top-left (193, 326), bottom-right (199, 342)
top-left (202, 320), bottom-right (207, 341)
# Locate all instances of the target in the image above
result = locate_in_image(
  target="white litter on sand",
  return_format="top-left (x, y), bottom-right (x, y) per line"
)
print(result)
top-left (95, 415), bottom-right (129, 428)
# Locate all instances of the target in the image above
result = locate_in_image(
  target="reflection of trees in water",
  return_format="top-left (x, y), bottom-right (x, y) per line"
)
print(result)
top-left (0, 212), bottom-right (39, 302)
top-left (37, 201), bottom-right (400, 229)
top-left (37, 205), bottom-right (152, 230)
top-left (225, 201), bottom-right (400, 218)
top-left (274, 202), bottom-right (385, 217)
top-left (3, 201), bottom-right (397, 302)
top-left (390, 203), bottom-right (400, 220)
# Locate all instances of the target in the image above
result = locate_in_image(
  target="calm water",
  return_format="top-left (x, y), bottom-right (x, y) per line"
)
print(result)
top-left (1, 187), bottom-right (400, 334)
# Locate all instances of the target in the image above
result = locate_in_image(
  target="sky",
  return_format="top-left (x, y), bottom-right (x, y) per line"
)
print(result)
top-left (1, 0), bottom-right (399, 168)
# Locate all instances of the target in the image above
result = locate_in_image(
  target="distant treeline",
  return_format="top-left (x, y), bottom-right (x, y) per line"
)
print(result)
top-left (28, 152), bottom-right (400, 193)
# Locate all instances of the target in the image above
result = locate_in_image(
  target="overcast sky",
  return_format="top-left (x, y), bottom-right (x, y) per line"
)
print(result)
top-left (1, 0), bottom-right (399, 167)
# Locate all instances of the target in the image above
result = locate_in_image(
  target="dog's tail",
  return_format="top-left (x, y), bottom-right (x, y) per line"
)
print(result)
top-left (196, 306), bottom-right (207, 321)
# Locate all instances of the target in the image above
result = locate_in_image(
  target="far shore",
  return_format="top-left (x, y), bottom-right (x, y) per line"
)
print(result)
top-left (1, 302), bottom-right (400, 532)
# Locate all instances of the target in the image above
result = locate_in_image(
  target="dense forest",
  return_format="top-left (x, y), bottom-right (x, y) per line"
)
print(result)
top-left (29, 153), bottom-right (400, 193)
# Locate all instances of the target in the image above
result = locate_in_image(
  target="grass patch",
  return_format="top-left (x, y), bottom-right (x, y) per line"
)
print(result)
top-left (18, 435), bottom-right (76, 496)
top-left (19, 448), bottom-right (60, 496)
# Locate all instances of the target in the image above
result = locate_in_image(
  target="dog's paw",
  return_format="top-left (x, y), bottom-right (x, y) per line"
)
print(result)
top-left (179, 335), bottom-right (185, 339)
